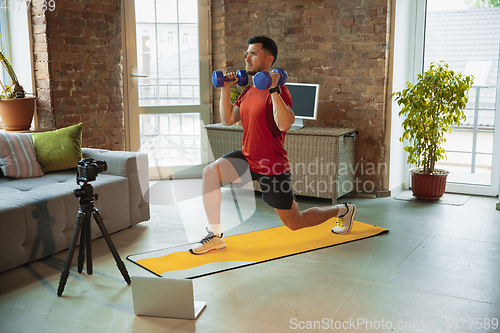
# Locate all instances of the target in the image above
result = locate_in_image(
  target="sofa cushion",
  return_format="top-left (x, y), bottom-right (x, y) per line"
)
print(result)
top-left (32, 123), bottom-right (83, 173)
top-left (0, 132), bottom-right (44, 179)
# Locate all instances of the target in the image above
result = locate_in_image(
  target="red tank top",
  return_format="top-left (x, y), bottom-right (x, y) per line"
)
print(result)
top-left (234, 85), bottom-right (293, 175)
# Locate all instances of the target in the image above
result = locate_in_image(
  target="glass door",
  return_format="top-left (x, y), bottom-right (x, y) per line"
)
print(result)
top-left (124, 0), bottom-right (211, 179)
top-left (421, 0), bottom-right (500, 196)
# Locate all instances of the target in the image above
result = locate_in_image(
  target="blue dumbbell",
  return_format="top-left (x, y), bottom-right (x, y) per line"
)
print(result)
top-left (253, 68), bottom-right (288, 90)
top-left (212, 70), bottom-right (249, 88)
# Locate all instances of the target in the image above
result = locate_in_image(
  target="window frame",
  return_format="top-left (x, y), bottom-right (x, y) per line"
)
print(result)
top-left (0, 9), bottom-right (11, 98)
top-left (123, 0), bottom-right (212, 179)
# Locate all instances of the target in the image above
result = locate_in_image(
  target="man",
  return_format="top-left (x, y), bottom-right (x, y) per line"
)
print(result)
top-left (190, 36), bottom-right (356, 254)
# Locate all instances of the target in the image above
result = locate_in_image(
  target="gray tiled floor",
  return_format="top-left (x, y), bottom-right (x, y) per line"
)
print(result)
top-left (1, 182), bottom-right (499, 333)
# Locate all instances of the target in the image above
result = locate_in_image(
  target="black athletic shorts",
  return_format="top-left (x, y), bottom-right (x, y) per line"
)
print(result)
top-left (221, 150), bottom-right (296, 210)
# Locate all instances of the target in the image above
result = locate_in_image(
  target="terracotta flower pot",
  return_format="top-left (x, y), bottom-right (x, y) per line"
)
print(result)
top-left (410, 169), bottom-right (449, 200)
top-left (0, 96), bottom-right (36, 131)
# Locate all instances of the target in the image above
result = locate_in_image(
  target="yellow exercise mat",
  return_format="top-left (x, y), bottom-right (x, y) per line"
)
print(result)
top-left (127, 220), bottom-right (388, 279)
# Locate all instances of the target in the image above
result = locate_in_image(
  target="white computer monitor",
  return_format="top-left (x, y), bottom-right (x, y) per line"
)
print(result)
top-left (285, 82), bottom-right (320, 129)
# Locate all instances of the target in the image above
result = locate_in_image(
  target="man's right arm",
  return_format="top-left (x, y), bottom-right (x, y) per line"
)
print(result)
top-left (219, 73), bottom-right (241, 126)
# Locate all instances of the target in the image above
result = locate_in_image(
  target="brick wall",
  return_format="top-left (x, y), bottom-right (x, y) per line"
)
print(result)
top-left (31, 3), bottom-right (54, 129)
top-left (212, 0), bottom-right (391, 192)
top-left (29, 0), bottom-right (390, 189)
top-left (211, 0), bottom-right (227, 120)
top-left (31, 0), bottom-right (125, 151)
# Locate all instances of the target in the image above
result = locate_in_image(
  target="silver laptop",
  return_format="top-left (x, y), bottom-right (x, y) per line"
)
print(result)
top-left (131, 276), bottom-right (206, 320)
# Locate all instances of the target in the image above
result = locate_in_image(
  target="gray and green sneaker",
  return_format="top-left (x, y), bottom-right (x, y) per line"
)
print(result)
top-left (189, 227), bottom-right (226, 255)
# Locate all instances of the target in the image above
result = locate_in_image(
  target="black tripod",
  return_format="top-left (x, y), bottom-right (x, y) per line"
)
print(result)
top-left (57, 182), bottom-right (131, 296)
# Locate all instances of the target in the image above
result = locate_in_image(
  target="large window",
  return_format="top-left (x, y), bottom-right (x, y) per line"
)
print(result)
top-left (140, 113), bottom-right (201, 168)
top-left (0, 10), bottom-right (10, 95)
top-left (134, 0), bottom-right (200, 107)
top-left (421, 0), bottom-right (500, 195)
top-left (0, 9), bottom-right (9, 127)
top-left (125, 0), bottom-right (211, 178)
top-left (0, 7), bottom-right (34, 99)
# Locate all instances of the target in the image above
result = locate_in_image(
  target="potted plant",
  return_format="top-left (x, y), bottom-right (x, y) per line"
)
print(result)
top-left (0, 46), bottom-right (36, 131)
top-left (231, 85), bottom-right (245, 127)
top-left (392, 61), bottom-right (474, 200)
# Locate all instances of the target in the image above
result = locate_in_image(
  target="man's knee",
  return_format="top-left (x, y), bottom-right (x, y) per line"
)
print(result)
top-left (276, 201), bottom-right (303, 231)
top-left (279, 214), bottom-right (303, 231)
top-left (203, 162), bottom-right (220, 182)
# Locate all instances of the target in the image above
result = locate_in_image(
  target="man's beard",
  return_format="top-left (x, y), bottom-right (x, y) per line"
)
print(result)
top-left (246, 63), bottom-right (264, 76)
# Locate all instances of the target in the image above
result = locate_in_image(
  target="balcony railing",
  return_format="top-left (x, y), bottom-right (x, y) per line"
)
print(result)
top-left (138, 80), bottom-right (201, 168)
top-left (138, 78), bottom-right (200, 106)
top-left (441, 85), bottom-right (499, 177)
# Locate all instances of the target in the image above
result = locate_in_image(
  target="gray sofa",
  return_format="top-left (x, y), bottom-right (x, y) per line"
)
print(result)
top-left (0, 148), bottom-right (150, 273)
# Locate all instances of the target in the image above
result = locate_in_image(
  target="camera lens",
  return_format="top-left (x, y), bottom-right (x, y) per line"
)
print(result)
top-left (95, 160), bottom-right (107, 173)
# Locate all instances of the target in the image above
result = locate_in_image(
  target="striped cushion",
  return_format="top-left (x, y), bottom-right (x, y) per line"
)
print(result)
top-left (0, 132), bottom-right (44, 179)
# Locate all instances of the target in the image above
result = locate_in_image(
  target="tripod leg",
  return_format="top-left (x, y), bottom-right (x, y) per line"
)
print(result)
top-left (77, 216), bottom-right (86, 273)
top-left (57, 210), bottom-right (85, 296)
top-left (85, 216), bottom-right (93, 275)
top-left (92, 209), bottom-right (131, 284)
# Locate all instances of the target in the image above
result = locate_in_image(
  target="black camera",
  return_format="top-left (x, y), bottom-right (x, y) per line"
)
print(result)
top-left (77, 158), bottom-right (107, 184)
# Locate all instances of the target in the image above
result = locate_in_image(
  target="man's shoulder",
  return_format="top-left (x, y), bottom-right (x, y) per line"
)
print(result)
top-left (235, 85), bottom-right (253, 106)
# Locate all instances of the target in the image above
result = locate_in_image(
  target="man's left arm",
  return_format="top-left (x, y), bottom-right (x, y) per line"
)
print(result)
top-left (270, 72), bottom-right (295, 132)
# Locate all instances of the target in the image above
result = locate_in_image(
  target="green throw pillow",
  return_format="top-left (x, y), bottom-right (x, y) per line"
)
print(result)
top-left (32, 123), bottom-right (83, 173)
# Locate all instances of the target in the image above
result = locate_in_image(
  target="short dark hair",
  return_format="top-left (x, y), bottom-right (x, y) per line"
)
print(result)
top-left (247, 36), bottom-right (278, 66)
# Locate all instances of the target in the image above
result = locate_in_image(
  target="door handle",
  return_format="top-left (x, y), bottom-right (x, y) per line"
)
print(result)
top-left (130, 66), bottom-right (148, 87)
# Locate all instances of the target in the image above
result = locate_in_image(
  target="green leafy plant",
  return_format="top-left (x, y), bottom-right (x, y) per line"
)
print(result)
top-left (392, 61), bottom-right (474, 174)
top-left (0, 46), bottom-right (26, 99)
top-left (465, 0), bottom-right (500, 7)
top-left (230, 87), bottom-right (241, 104)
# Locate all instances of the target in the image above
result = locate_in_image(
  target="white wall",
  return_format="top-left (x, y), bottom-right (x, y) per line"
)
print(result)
top-left (388, 0), bottom-right (426, 191)
top-left (388, 0), bottom-right (411, 191)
